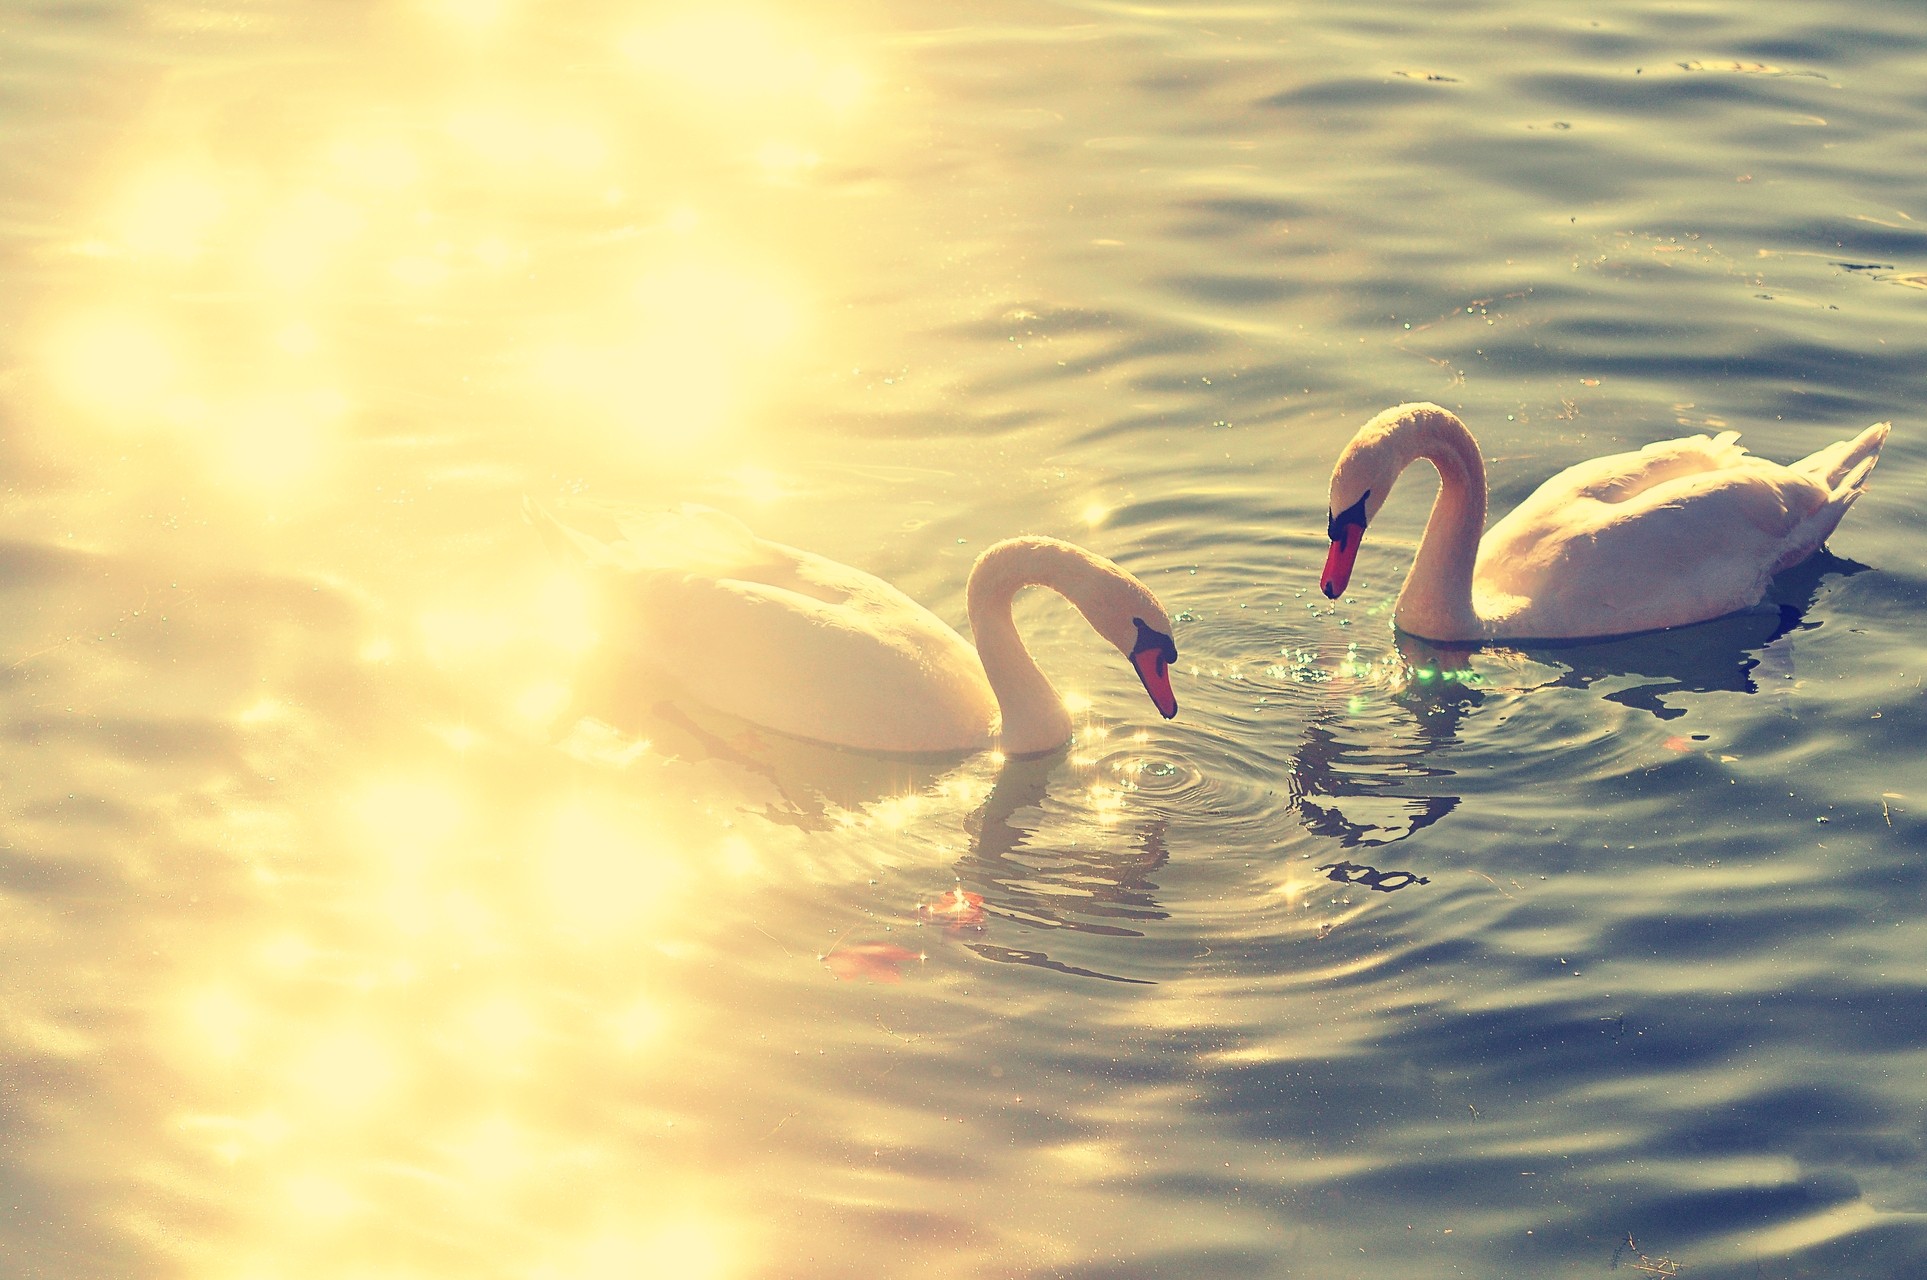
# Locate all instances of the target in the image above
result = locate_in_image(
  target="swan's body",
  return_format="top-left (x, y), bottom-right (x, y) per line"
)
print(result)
top-left (1320, 403), bottom-right (1890, 642)
top-left (531, 504), bottom-right (1177, 754)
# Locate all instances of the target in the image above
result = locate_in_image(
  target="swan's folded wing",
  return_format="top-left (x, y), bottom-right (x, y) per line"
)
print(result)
top-left (634, 572), bottom-right (996, 752)
top-left (1498, 432), bottom-right (1748, 526)
top-left (1611, 463), bottom-right (1830, 540)
top-left (1477, 465), bottom-right (1829, 637)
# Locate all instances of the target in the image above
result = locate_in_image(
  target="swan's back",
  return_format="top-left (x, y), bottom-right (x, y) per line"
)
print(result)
top-left (636, 565), bottom-right (997, 752)
top-left (1474, 425), bottom-right (1887, 638)
top-left (563, 507), bottom-right (998, 752)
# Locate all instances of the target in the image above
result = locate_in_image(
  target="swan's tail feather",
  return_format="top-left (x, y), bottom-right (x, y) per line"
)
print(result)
top-left (1770, 422), bottom-right (1890, 573)
top-left (1793, 421), bottom-right (1890, 495)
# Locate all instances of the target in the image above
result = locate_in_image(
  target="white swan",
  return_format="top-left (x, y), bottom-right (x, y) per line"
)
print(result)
top-left (1320, 402), bottom-right (1890, 642)
top-left (530, 503), bottom-right (1178, 754)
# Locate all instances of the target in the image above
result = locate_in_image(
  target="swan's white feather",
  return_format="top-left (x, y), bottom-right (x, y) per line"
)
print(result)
top-left (1329, 406), bottom-right (1890, 641)
top-left (529, 504), bottom-right (1174, 754)
top-left (628, 541), bottom-right (998, 753)
top-left (1479, 423), bottom-right (1888, 637)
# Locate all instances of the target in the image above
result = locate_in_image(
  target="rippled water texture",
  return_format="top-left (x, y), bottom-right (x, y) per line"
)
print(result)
top-left (3, 2), bottom-right (1925, 1277)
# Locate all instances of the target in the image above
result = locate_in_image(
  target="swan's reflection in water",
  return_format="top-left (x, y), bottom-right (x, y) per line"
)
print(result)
top-left (559, 661), bottom-right (964, 827)
top-left (1501, 550), bottom-right (1863, 719)
top-left (953, 751), bottom-right (1168, 984)
top-left (1396, 549), bottom-right (1862, 720)
top-left (1287, 551), bottom-right (1864, 850)
top-left (1277, 631), bottom-right (1483, 851)
top-left (564, 680), bottom-right (1172, 982)
top-left (1289, 706), bottom-right (1468, 851)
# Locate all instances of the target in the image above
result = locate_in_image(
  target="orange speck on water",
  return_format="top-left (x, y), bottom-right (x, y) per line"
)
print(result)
top-left (916, 887), bottom-right (986, 927)
top-left (821, 942), bottom-right (921, 983)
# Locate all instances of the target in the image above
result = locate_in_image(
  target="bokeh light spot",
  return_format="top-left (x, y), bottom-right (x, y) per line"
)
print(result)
top-left (538, 799), bottom-right (685, 939)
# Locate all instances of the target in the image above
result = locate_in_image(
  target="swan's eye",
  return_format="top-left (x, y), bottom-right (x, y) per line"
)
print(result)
top-left (1328, 490), bottom-right (1371, 543)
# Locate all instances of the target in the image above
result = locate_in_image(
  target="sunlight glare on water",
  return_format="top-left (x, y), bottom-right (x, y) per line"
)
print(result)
top-left (2, 0), bottom-right (1926, 1278)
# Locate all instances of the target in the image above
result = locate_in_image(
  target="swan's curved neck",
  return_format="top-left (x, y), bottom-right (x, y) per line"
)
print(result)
top-left (1390, 408), bottom-right (1488, 640)
top-left (965, 539), bottom-right (1105, 755)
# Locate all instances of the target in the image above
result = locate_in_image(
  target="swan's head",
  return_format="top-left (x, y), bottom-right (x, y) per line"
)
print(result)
top-left (1081, 569), bottom-right (1177, 720)
top-left (972, 537), bottom-right (1180, 722)
top-left (1320, 486), bottom-right (1373, 600)
top-left (1321, 411), bottom-right (1413, 599)
top-left (1069, 557), bottom-right (1179, 720)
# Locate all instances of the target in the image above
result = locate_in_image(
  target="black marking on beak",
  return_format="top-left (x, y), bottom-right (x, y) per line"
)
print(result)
top-left (1131, 617), bottom-right (1178, 667)
top-left (1327, 490), bottom-right (1371, 544)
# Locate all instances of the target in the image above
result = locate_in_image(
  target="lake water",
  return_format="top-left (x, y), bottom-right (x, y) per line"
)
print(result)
top-left (2, 1), bottom-right (1924, 1277)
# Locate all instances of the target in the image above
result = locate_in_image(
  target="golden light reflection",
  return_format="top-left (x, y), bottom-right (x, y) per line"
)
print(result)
top-left (326, 134), bottom-right (424, 193)
top-left (538, 797), bottom-right (686, 939)
top-left (754, 141), bottom-right (822, 182)
top-left (440, 1114), bottom-right (537, 1189)
top-left (417, 602), bottom-right (520, 667)
top-left (512, 679), bottom-right (575, 730)
top-left (636, 259), bottom-right (801, 352)
top-left (178, 985), bottom-right (258, 1066)
top-left (278, 1169), bottom-right (363, 1225)
top-left (14, 2), bottom-right (930, 1273)
top-left (388, 251), bottom-right (452, 290)
top-left (1086, 784), bottom-right (1127, 824)
top-left (1048, 1138), bottom-right (1127, 1179)
top-left (40, 310), bottom-right (345, 501)
top-left (42, 307), bottom-right (183, 425)
top-left (867, 793), bottom-right (926, 831)
top-left (413, 573), bottom-right (599, 733)
top-left (347, 775), bottom-right (468, 862)
top-left (236, 696), bottom-right (288, 726)
top-left (173, 1111), bottom-right (291, 1167)
top-left (531, 254), bottom-right (804, 452)
top-left (272, 321), bottom-right (320, 357)
top-left (715, 833), bottom-right (761, 879)
top-left (605, 996), bottom-right (668, 1053)
top-left (444, 101), bottom-right (609, 181)
top-left (532, 1218), bottom-right (737, 1280)
top-left (258, 932), bottom-right (319, 974)
top-left (936, 773), bottom-right (994, 808)
top-left (105, 162), bottom-right (229, 262)
top-left (416, 0), bottom-right (517, 34)
top-left (452, 992), bottom-right (543, 1063)
top-left (532, 570), bottom-right (600, 653)
top-left (620, 10), bottom-right (867, 117)
top-left (1273, 868), bottom-right (1315, 910)
top-left (248, 188), bottom-right (366, 293)
top-left (282, 1023), bottom-right (404, 1118)
top-left (725, 465), bottom-right (791, 507)
top-left (202, 386), bottom-right (349, 497)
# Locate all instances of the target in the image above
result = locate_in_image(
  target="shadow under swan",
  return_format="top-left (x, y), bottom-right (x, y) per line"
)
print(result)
top-left (1283, 550), bottom-right (1865, 852)
top-left (1397, 548), bottom-right (1866, 721)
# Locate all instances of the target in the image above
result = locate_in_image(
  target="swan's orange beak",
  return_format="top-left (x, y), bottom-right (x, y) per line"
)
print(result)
top-left (1322, 523), bottom-right (1363, 599)
top-left (1133, 648), bottom-right (1178, 718)
top-left (1129, 619), bottom-right (1179, 720)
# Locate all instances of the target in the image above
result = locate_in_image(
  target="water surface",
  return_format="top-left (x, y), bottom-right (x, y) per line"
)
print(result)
top-left (3, 2), bottom-right (1925, 1277)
